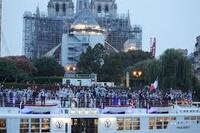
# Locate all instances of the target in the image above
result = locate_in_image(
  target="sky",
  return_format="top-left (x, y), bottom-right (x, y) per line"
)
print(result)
top-left (2, 0), bottom-right (200, 56)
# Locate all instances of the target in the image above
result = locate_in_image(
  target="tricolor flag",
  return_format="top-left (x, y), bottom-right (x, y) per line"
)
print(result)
top-left (150, 78), bottom-right (158, 92)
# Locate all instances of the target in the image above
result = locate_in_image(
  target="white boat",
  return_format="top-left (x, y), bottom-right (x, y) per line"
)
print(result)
top-left (0, 100), bottom-right (200, 133)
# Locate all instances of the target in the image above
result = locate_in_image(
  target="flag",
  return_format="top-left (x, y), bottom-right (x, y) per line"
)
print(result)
top-left (149, 78), bottom-right (158, 92)
top-left (153, 79), bottom-right (158, 89)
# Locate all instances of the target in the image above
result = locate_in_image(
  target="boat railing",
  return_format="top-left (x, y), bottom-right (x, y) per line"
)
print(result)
top-left (0, 97), bottom-right (192, 110)
top-left (192, 102), bottom-right (200, 108)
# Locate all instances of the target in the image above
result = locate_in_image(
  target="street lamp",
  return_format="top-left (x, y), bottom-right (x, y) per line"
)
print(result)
top-left (125, 70), bottom-right (143, 88)
top-left (133, 70), bottom-right (142, 78)
top-left (65, 65), bottom-right (76, 73)
top-left (132, 70), bottom-right (143, 88)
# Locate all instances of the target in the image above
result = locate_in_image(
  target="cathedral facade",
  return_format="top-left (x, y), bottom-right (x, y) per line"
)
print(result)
top-left (23, 0), bottom-right (142, 60)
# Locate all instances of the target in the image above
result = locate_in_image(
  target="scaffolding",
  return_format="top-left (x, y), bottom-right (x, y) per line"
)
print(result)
top-left (96, 13), bottom-right (142, 51)
top-left (23, 12), bottom-right (70, 59)
top-left (23, 0), bottom-right (142, 60)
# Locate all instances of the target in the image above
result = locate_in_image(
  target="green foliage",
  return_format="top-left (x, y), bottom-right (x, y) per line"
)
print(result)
top-left (130, 59), bottom-right (161, 84)
top-left (100, 54), bottom-right (124, 83)
top-left (0, 57), bottom-right (64, 84)
top-left (130, 49), bottom-right (193, 92)
top-left (77, 46), bottom-right (152, 84)
top-left (2, 56), bottom-right (36, 76)
top-left (100, 50), bottom-right (152, 84)
top-left (29, 76), bottom-right (63, 84)
top-left (191, 76), bottom-right (200, 101)
top-left (77, 44), bottom-right (105, 74)
top-left (3, 83), bottom-right (59, 90)
top-left (33, 57), bottom-right (64, 77)
top-left (0, 59), bottom-right (28, 83)
top-left (3, 83), bottom-right (30, 89)
top-left (159, 49), bottom-right (192, 91)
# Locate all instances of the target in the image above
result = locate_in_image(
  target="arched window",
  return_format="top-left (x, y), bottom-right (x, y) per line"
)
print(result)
top-left (56, 3), bottom-right (59, 12)
top-left (62, 3), bottom-right (66, 12)
top-left (105, 5), bottom-right (109, 12)
top-left (97, 5), bottom-right (101, 13)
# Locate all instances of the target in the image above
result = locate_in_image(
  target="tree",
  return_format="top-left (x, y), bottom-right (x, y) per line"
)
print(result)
top-left (0, 59), bottom-right (26, 83)
top-left (77, 44), bottom-right (105, 74)
top-left (127, 49), bottom-right (194, 91)
top-left (191, 76), bottom-right (200, 100)
top-left (100, 50), bottom-right (152, 84)
top-left (33, 57), bottom-right (64, 77)
top-left (120, 50), bottom-right (153, 69)
top-left (77, 47), bottom-right (152, 84)
top-left (159, 49), bottom-right (192, 91)
top-left (2, 56), bottom-right (36, 76)
top-left (100, 54), bottom-right (123, 83)
top-left (130, 59), bottom-right (161, 85)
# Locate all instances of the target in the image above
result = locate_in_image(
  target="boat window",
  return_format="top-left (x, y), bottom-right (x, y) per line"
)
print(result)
top-left (184, 117), bottom-right (190, 120)
top-left (20, 119), bottom-right (29, 133)
top-left (117, 118), bottom-right (124, 130)
top-left (0, 119), bottom-right (6, 132)
top-left (156, 117), bottom-right (163, 129)
top-left (197, 116), bottom-right (200, 120)
top-left (124, 118), bottom-right (132, 130)
top-left (149, 117), bottom-right (155, 129)
top-left (149, 117), bottom-right (169, 130)
top-left (31, 118), bottom-right (40, 133)
top-left (163, 117), bottom-right (169, 129)
top-left (42, 118), bottom-right (50, 132)
top-left (117, 117), bottom-right (140, 131)
top-left (132, 117), bottom-right (140, 130)
top-left (191, 116), bottom-right (196, 121)
top-left (73, 119), bottom-right (78, 126)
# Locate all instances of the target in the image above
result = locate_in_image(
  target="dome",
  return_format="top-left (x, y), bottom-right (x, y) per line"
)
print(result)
top-left (71, 9), bottom-right (105, 34)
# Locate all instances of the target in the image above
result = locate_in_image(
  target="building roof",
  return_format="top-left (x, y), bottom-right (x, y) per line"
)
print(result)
top-left (73, 9), bottom-right (99, 26)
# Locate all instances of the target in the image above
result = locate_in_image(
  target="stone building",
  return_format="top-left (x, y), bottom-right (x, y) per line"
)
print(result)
top-left (23, 0), bottom-right (142, 63)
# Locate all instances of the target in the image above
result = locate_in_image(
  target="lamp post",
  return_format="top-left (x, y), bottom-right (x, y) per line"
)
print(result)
top-left (126, 72), bottom-right (130, 88)
top-left (65, 65), bottom-right (76, 73)
top-left (133, 70), bottom-right (142, 78)
top-left (126, 70), bottom-right (143, 88)
top-left (132, 70), bottom-right (143, 88)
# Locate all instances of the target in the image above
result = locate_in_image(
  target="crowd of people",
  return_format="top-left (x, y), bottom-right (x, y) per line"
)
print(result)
top-left (0, 85), bottom-right (193, 109)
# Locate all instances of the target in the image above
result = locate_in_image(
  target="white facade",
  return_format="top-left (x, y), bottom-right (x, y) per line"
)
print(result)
top-left (62, 73), bottom-right (97, 86)
top-left (0, 106), bottom-right (200, 133)
top-left (62, 78), bottom-right (93, 86)
top-left (61, 9), bottom-right (105, 68)
top-left (96, 82), bottom-right (115, 87)
top-left (61, 33), bottom-right (105, 67)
